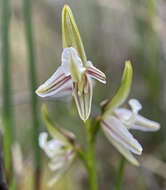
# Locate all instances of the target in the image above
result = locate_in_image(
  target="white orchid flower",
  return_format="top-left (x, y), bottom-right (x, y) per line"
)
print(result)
top-left (39, 104), bottom-right (76, 186)
top-left (36, 47), bottom-right (106, 121)
top-left (36, 5), bottom-right (106, 122)
top-left (101, 61), bottom-right (160, 166)
top-left (39, 132), bottom-right (75, 186)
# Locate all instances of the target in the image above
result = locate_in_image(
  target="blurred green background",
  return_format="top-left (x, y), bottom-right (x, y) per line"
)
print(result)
top-left (0, 0), bottom-right (166, 189)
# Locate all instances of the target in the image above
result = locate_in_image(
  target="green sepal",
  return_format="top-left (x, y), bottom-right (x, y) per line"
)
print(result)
top-left (42, 104), bottom-right (71, 146)
top-left (104, 61), bottom-right (133, 115)
top-left (62, 5), bottom-right (87, 65)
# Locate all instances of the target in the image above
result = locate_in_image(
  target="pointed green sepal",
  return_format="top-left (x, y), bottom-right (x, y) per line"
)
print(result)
top-left (104, 61), bottom-right (133, 115)
top-left (62, 5), bottom-right (87, 65)
top-left (42, 104), bottom-right (71, 145)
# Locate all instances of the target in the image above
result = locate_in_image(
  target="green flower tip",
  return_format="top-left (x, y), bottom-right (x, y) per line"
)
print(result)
top-left (103, 60), bottom-right (133, 114)
top-left (62, 4), bottom-right (87, 65)
top-left (63, 4), bottom-right (70, 11)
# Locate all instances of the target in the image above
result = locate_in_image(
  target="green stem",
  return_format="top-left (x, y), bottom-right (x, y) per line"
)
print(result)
top-left (23, 0), bottom-right (40, 189)
top-left (1, 0), bottom-right (14, 188)
top-left (115, 157), bottom-right (126, 190)
top-left (85, 120), bottom-right (98, 190)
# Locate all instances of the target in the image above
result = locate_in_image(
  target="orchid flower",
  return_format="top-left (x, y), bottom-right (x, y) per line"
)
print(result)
top-left (101, 61), bottom-right (160, 166)
top-left (39, 105), bottom-right (76, 186)
top-left (36, 5), bottom-right (106, 121)
top-left (39, 132), bottom-right (75, 186)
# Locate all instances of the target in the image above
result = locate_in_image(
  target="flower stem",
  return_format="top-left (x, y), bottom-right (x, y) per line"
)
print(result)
top-left (115, 157), bottom-right (126, 190)
top-left (85, 120), bottom-right (98, 190)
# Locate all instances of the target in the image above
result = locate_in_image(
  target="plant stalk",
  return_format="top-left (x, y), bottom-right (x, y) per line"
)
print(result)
top-left (115, 157), bottom-right (126, 190)
top-left (23, 0), bottom-right (40, 189)
top-left (85, 120), bottom-right (98, 190)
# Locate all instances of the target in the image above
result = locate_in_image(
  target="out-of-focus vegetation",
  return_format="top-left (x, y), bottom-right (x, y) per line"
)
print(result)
top-left (0, 0), bottom-right (166, 189)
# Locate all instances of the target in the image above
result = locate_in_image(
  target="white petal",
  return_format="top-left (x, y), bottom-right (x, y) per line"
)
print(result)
top-left (36, 66), bottom-right (72, 98)
top-left (48, 172), bottom-right (63, 187)
top-left (48, 151), bottom-right (75, 186)
top-left (39, 132), bottom-right (48, 150)
top-left (108, 137), bottom-right (139, 166)
top-left (129, 99), bottom-right (142, 114)
top-left (62, 47), bottom-right (85, 82)
top-left (114, 108), bottom-right (132, 122)
top-left (115, 108), bottom-right (160, 132)
top-left (39, 132), bottom-right (66, 158)
top-left (131, 115), bottom-right (160, 131)
top-left (49, 161), bottom-right (64, 171)
top-left (86, 61), bottom-right (106, 84)
top-left (47, 139), bottom-right (64, 151)
top-left (101, 116), bottom-right (142, 155)
top-left (73, 75), bottom-right (93, 121)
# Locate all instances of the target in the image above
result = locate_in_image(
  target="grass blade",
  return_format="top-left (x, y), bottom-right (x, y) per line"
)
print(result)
top-left (23, 0), bottom-right (41, 189)
top-left (1, 0), bottom-right (14, 188)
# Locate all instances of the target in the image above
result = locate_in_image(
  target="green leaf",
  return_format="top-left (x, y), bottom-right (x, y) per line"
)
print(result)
top-left (62, 5), bottom-right (87, 65)
top-left (104, 61), bottom-right (133, 115)
top-left (42, 104), bottom-right (69, 144)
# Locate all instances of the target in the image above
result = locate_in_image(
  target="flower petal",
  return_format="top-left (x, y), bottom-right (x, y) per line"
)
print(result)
top-left (101, 116), bottom-right (142, 155)
top-left (114, 108), bottom-right (160, 131)
top-left (49, 160), bottom-right (64, 171)
top-left (108, 137), bottom-right (139, 166)
top-left (86, 61), bottom-right (106, 84)
top-left (104, 61), bottom-right (133, 114)
top-left (39, 132), bottom-right (64, 158)
top-left (36, 66), bottom-right (72, 98)
top-left (39, 132), bottom-right (48, 150)
top-left (48, 150), bottom-right (75, 186)
top-left (131, 115), bottom-right (160, 131)
top-left (129, 99), bottom-right (142, 113)
top-left (48, 172), bottom-right (63, 187)
top-left (73, 75), bottom-right (93, 121)
top-left (114, 108), bottom-right (131, 122)
top-left (62, 47), bottom-right (85, 82)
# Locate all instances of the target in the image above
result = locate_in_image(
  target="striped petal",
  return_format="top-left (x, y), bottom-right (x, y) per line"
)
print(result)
top-left (101, 116), bottom-right (142, 155)
top-left (73, 75), bottom-right (93, 121)
top-left (108, 137), bottom-right (139, 166)
top-left (86, 61), bottom-right (106, 84)
top-left (36, 66), bottom-right (72, 98)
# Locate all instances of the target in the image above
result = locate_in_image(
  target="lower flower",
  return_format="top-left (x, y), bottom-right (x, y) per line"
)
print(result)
top-left (39, 132), bottom-right (75, 186)
top-left (101, 99), bottom-right (160, 166)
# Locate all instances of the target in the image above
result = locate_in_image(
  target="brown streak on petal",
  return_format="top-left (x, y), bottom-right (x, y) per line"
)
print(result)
top-left (87, 70), bottom-right (106, 81)
top-left (102, 120), bottom-right (140, 153)
top-left (46, 75), bottom-right (72, 93)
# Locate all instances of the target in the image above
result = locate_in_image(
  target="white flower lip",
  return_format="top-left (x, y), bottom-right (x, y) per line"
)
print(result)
top-left (36, 47), bottom-right (106, 121)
